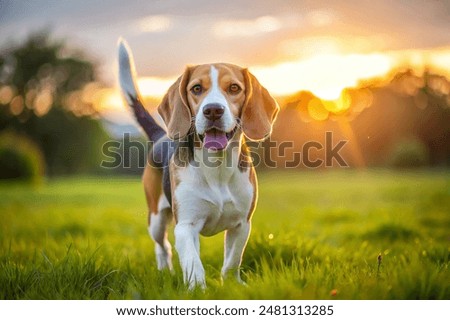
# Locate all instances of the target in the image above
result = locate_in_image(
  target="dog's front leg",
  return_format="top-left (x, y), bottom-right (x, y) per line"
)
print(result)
top-left (222, 221), bottom-right (251, 283)
top-left (174, 222), bottom-right (206, 289)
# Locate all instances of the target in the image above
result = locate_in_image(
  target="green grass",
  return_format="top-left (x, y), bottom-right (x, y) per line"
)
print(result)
top-left (1, 170), bottom-right (449, 299)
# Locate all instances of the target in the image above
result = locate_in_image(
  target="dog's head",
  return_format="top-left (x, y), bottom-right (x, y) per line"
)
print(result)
top-left (158, 63), bottom-right (279, 150)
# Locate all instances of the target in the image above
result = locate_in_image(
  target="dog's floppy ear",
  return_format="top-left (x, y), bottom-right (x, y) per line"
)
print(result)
top-left (241, 69), bottom-right (279, 141)
top-left (158, 67), bottom-right (192, 139)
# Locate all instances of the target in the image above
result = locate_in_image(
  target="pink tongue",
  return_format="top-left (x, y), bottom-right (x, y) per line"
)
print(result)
top-left (203, 130), bottom-right (228, 150)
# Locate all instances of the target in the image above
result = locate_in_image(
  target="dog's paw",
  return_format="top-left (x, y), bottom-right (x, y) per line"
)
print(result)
top-left (221, 269), bottom-right (246, 286)
top-left (187, 279), bottom-right (206, 291)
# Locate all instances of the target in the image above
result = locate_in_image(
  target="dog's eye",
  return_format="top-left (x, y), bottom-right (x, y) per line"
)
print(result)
top-left (229, 84), bottom-right (241, 94)
top-left (191, 84), bottom-right (203, 95)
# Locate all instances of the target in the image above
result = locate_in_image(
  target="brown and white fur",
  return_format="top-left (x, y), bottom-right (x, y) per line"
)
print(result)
top-left (118, 39), bottom-right (279, 289)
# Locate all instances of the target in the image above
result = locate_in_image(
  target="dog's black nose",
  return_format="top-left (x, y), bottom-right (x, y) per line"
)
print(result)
top-left (203, 104), bottom-right (225, 121)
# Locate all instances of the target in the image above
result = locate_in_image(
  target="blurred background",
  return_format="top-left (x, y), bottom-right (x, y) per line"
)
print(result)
top-left (0, 0), bottom-right (449, 181)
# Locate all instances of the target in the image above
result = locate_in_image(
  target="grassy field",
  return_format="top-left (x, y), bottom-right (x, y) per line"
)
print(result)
top-left (0, 170), bottom-right (449, 299)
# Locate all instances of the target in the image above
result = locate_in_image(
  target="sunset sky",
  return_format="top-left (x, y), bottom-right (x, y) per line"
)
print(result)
top-left (1, 0), bottom-right (450, 111)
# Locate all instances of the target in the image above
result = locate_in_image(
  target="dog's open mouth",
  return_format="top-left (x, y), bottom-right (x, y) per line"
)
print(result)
top-left (200, 128), bottom-right (236, 151)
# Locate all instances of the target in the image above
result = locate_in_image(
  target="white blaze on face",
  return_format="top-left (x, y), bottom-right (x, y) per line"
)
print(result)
top-left (195, 66), bottom-right (235, 135)
top-left (203, 66), bottom-right (228, 108)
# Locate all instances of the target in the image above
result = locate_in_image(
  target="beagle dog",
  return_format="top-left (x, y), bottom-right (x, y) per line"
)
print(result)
top-left (118, 39), bottom-right (279, 289)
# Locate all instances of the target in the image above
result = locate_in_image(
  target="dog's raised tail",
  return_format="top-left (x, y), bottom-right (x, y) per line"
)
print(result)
top-left (118, 38), bottom-right (165, 143)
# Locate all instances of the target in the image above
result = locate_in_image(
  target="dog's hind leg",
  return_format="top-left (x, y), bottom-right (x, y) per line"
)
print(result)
top-left (143, 165), bottom-right (173, 271)
top-left (148, 195), bottom-right (173, 271)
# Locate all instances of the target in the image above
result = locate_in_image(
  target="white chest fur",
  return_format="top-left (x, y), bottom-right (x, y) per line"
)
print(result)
top-left (173, 149), bottom-right (254, 236)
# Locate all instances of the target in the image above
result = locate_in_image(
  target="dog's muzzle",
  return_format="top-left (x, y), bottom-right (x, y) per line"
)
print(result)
top-left (199, 103), bottom-right (237, 151)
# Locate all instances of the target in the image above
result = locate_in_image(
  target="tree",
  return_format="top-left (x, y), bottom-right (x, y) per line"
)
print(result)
top-left (0, 31), bottom-right (109, 175)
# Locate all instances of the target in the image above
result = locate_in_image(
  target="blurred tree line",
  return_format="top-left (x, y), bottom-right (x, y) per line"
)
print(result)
top-left (1, 31), bottom-right (449, 181)
top-left (270, 70), bottom-right (450, 169)
top-left (0, 31), bottom-right (108, 179)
